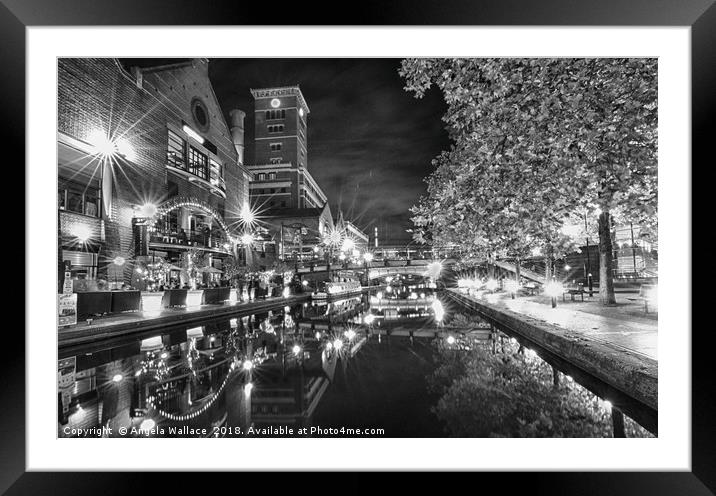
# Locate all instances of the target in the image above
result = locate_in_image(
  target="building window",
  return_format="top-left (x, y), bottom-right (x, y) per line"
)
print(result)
top-left (188, 146), bottom-right (208, 180)
top-left (265, 109), bottom-right (286, 120)
top-left (58, 182), bottom-right (101, 218)
top-left (268, 172), bottom-right (276, 180)
top-left (267, 124), bottom-right (284, 133)
top-left (258, 173), bottom-right (266, 181)
top-left (280, 201), bottom-right (286, 207)
top-left (269, 158), bottom-right (282, 164)
top-left (270, 143), bottom-right (282, 152)
top-left (280, 187), bottom-right (286, 193)
top-left (167, 129), bottom-right (186, 169)
top-left (209, 158), bottom-right (223, 188)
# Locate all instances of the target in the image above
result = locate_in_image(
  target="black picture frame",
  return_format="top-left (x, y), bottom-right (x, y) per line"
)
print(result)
top-left (7, 0), bottom-right (705, 492)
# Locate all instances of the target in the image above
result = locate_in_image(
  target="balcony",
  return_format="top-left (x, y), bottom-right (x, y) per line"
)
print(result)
top-left (167, 161), bottom-right (226, 198)
top-left (148, 223), bottom-right (231, 255)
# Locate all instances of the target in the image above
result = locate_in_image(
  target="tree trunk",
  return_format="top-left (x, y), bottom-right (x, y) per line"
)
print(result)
top-left (515, 257), bottom-right (521, 283)
top-left (544, 256), bottom-right (552, 281)
top-left (598, 210), bottom-right (617, 305)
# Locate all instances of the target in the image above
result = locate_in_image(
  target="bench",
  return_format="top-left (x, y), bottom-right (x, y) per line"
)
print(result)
top-left (522, 283), bottom-right (539, 296)
top-left (562, 286), bottom-right (585, 302)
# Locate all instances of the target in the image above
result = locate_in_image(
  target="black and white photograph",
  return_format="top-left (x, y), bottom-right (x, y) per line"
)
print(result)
top-left (8, 9), bottom-right (705, 486)
top-left (55, 56), bottom-right (658, 439)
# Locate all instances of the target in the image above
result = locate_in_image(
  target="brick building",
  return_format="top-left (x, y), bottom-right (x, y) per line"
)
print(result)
top-left (58, 58), bottom-right (250, 289)
top-left (245, 86), bottom-right (334, 263)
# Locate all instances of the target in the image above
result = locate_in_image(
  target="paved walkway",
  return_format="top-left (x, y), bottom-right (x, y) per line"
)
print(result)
top-left (478, 291), bottom-right (657, 360)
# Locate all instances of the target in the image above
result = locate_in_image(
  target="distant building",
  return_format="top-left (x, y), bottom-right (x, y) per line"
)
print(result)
top-left (342, 220), bottom-right (369, 252)
top-left (245, 86), bottom-right (334, 264)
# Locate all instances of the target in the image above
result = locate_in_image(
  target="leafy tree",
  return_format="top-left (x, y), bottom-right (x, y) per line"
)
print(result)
top-left (400, 58), bottom-right (657, 304)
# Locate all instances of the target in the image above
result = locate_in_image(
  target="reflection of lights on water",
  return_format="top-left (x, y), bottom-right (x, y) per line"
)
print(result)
top-left (244, 382), bottom-right (254, 396)
top-left (431, 300), bottom-right (445, 322)
top-left (140, 418), bottom-right (156, 431)
top-left (364, 314), bottom-right (376, 325)
top-left (446, 335), bottom-right (456, 345)
top-left (242, 360), bottom-right (253, 371)
top-left (112, 373), bottom-right (123, 383)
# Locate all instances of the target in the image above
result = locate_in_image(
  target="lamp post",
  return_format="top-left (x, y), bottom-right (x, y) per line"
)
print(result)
top-left (584, 212), bottom-right (593, 297)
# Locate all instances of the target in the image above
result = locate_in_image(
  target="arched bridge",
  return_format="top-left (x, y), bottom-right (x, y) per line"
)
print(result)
top-left (296, 258), bottom-right (456, 281)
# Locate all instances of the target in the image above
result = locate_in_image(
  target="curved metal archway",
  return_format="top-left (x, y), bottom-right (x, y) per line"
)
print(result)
top-left (151, 196), bottom-right (235, 243)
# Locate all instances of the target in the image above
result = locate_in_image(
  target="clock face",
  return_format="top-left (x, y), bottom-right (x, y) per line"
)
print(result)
top-left (299, 107), bottom-right (304, 117)
top-left (270, 98), bottom-right (281, 108)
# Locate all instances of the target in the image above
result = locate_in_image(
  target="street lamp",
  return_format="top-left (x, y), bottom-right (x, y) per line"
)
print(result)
top-left (544, 281), bottom-right (564, 308)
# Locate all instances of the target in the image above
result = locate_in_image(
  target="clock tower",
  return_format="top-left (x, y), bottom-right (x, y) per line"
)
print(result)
top-left (250, 86), bottom-right (309, 169)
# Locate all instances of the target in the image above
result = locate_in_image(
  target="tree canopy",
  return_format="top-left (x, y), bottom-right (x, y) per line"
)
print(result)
top-left (400, 58), bottom-right (657, 267)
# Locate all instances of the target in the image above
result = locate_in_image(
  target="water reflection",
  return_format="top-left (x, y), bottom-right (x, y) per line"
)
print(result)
top-left (57, 282), bottom-right (652, 438)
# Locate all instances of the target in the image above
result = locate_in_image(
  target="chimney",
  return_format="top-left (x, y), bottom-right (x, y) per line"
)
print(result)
top-left (229, 109), bottom-right (246, 166)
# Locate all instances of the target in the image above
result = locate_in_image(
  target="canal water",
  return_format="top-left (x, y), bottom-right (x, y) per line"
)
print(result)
top-left (58, 278), bottom-right (653, 438)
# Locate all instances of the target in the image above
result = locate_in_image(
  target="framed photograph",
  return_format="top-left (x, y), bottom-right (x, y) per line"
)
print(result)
top-left (9, 0), bottom-right (707, 491)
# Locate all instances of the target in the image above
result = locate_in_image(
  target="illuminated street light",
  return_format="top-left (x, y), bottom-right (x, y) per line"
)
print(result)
top-left (139, 203), bottom-right (157, 218)
top-left (345, 329), bottom-right (356, 340)
top-left (240, 232), bottom-right (254, 245)
top-left (242, 360), bottom-right (253, 371)
top-left (364, 314), bottom-right (376, 325)
top-left (363, 252), bottom-right (374, 263)
top-left (140, 418), bottom-right (156, 431)
top-left (333, 339), bottom-right (343, 351)
top-left (292, 344), bottom-right (302, 355)
top-left (302, 280), bottom-right (309, 287)
top-left (446, 335), bottom-right (456, 345)
top-left (71, 224), bottom-right (92, 243)
top-left (341, 238), bottom-right (355, 252)
top-left (88, 130), bottom-right (116, 157)
top-left (485, 279), bottom-right (498, 292)
top-left (112, 256), bottom-right (126, 266)
top-left (112, 374), bottom-right (123, 383)
top-left (544, 281), bottom-right (564, 308)
top-left (240, 204), bottom-right (255, 225)
top-left (505, 279), bottom-right (520, 299)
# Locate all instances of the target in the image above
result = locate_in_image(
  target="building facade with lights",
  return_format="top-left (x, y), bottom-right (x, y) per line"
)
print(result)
top-left (58, 58), bottom-right (251, 289)
top-left (244, 86), bottom-right (336, 265)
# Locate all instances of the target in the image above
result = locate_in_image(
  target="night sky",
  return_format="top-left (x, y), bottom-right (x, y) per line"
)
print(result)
top-left (125, 58), bottom-right (450, 245)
